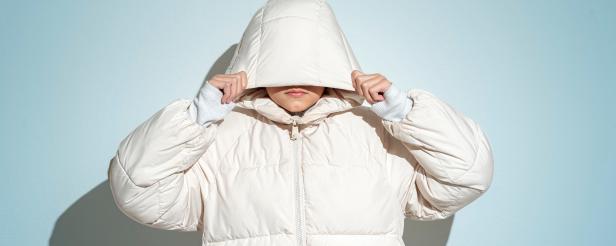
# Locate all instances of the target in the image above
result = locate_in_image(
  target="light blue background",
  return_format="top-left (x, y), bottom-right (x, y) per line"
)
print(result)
top-left (1, 0), bottom-right (614, 245)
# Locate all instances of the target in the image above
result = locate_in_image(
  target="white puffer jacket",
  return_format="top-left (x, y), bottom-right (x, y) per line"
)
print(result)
top-left (107, 0), bottom-right (494, 246)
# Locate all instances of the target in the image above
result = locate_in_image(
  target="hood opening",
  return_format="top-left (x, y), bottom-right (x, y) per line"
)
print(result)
top-left (234, 85), bottom-right (364, 109)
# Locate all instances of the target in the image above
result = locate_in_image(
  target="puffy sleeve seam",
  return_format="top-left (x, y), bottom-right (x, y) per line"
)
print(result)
top-left (172, 98), bottom-right (216, 170)
top-left (381, 89), bottom-right (480, 183)
top-left (112, 152), bottom-right (164, 216)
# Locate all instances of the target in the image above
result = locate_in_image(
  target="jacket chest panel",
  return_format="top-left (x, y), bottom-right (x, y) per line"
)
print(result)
top-left (216, 123), bottom-right (294, 173)
top-left (212, 120), bottom-right (388, 173)
top-left (301, 127), bottom-right (388, 169)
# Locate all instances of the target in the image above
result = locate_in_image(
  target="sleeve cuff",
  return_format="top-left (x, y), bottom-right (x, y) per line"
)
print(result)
top-left (369, 83), bottom-right (414, 122)
top-left (188, 81), bottom-right (236, 126)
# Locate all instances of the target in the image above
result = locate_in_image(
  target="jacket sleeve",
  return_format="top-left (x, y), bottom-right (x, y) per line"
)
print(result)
top-left (107, 98), bottom-right (221, 231)
top-left (378, 88), bottom-right (494, 221)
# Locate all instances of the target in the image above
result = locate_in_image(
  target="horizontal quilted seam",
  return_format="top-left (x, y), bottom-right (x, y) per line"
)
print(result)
top-left (206, 232), bottom-right (291, 244)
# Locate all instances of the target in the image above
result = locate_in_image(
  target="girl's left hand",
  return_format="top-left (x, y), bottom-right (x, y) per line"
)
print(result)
top-left (351, 70), bottom-right (392, 104)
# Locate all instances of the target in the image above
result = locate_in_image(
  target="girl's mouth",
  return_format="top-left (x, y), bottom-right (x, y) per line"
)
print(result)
top-left (285, 89), bottom-right (308, 97)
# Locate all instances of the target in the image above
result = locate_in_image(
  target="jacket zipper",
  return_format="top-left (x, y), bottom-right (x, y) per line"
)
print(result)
top-left (290, 117), bottom-right (306, 246)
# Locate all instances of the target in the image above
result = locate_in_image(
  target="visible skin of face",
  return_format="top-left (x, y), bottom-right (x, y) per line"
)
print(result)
top-left (265, 85), bottom-right (325, 114)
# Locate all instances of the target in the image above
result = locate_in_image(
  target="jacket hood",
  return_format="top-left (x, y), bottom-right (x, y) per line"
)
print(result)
top-left (226, 0), bottom-right (365, 125)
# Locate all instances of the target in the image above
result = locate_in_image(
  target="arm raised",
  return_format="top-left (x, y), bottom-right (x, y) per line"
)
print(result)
top-left (373, 87), bottom-right (494, 220)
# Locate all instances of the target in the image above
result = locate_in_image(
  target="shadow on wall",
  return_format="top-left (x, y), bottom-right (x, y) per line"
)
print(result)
top-left (49, 45), bottom-right (454, 246)
top-left (49, 181), bottom-right (202, 246)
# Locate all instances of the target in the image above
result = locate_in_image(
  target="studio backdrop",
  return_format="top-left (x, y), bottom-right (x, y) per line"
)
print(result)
top-left (1, 0), bottom-right (614, 245)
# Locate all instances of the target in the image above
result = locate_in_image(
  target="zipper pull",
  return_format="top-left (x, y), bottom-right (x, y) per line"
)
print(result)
top-left (290, 118), bottom-right (299, 141)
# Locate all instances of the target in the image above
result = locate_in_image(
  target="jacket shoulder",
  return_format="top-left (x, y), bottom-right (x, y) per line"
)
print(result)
top-left (336, 106), bottom-right (387, 129)
top-left (329, 106), bottom-right (391, 143)
top-left (214, 106), bottom-right (258, 142)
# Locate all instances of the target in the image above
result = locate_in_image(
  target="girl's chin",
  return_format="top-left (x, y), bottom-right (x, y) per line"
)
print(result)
top-left (282, 103), bottom-right (310, 112)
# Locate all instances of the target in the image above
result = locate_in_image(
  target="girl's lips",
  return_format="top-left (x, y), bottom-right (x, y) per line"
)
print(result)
top-left (286, 92), bottom-right (307, 97)
top-left (285, 89), bottom-right (308, 97)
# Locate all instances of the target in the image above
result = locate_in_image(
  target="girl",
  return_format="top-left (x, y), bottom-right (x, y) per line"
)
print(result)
top-left (108, 0), bottom-right (494, 245)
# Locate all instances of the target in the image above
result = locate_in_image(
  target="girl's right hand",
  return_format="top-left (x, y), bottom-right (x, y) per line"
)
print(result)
top-left (207, 71), bottom-right (248, 104)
